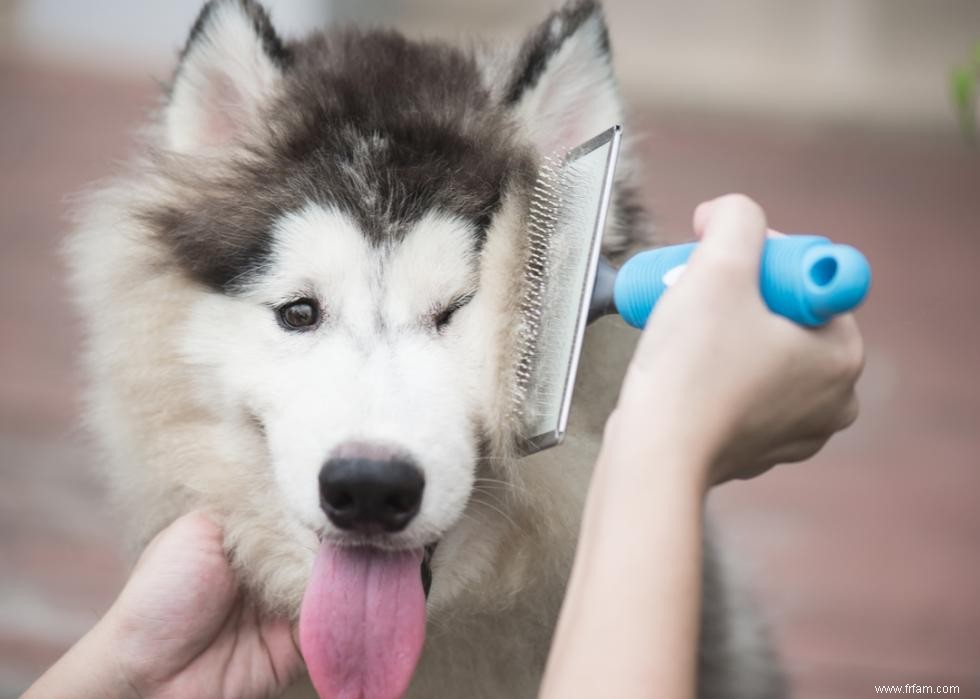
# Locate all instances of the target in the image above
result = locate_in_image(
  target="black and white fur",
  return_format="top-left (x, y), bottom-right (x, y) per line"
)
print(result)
top-left (68, 1), bottom-right (784, 696)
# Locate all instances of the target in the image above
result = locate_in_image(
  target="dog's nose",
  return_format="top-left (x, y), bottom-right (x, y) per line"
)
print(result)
top-left (319, 455), bottom-right (424, 533)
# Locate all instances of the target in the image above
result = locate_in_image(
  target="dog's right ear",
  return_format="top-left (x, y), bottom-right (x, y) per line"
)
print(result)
top-left (504, 0), bottom-right (622, 158)
top-left (165, 0), bottom-right (289, 154)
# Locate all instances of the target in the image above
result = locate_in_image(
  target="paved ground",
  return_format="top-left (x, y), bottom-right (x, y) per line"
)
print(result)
top-left (2, 54), bottom-right (978, 697)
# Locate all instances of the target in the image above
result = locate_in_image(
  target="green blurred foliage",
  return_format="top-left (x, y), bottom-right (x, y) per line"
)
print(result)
top-left (951, 40), bottom-right (980, 143)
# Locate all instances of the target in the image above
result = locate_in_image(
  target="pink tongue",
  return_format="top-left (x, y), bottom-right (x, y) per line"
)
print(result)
top-left (299, 544), bottom-right (426, 699)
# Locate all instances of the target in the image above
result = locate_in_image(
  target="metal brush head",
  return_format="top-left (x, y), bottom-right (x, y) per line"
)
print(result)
top-left (513, 125), bottom-right (622, 454)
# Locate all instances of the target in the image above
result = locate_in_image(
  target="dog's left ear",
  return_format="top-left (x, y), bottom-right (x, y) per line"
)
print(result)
top-left (505, 0), bottom-right (622, 157)
top-left (165, 0), bottom-right (290, 154)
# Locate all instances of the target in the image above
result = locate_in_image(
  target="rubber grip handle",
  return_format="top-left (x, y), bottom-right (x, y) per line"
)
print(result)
top-left (612, 235), bottom-right (871, 329)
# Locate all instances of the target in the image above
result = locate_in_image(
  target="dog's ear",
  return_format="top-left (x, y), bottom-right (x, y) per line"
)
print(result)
top-left (505, 0), bottom-right (622, 157)
top-left (165, 0), bottom-right (289, 154)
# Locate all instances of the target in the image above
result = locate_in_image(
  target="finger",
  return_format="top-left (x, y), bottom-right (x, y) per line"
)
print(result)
top-left (692, 196), bottom-right (724, 235)
top-left (813, 313), bottom-right (865, 383)
top-left (835, 392), bottom-right (860, 431)
top-left (764, 434), bottom-right (832, 466)
top-left (691, 194), bottom-right (768, 263)
top-left (695, 226), bottom-right (784, 241)
top-left (839, 316), bottom-right (866, 382)
top-left (812, 312), bottom-right (859, 347)
top-left (131, 514), bottom-right (200, 573)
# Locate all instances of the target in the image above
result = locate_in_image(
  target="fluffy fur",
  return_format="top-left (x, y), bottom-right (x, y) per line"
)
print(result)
top-left (67, 1), bottom-right (783, 696)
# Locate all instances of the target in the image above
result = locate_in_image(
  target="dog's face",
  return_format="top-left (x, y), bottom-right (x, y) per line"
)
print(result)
top-left (139, 0), bottom-right (630, 606)
top-left (184, 204), bottom-right (497, 549)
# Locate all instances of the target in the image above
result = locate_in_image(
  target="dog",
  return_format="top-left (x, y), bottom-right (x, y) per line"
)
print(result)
top-left (68, 0), bottom-right (784, 696)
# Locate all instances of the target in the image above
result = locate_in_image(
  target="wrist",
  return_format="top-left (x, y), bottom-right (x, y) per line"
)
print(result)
top-left (23, 615), bottom-right (142, 699)
top-left (84, 615), bottom-right (145, 699)
top-left (600, 407), bottom-right (715, 495)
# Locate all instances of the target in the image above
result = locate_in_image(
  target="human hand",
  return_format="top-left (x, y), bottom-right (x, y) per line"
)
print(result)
top-left (609, 194), bottom-right (864, 487)
top-left (25, 512), bottom-right (303, 699)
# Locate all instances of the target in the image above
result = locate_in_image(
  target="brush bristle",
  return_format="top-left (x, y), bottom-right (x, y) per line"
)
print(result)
top-left (508, 125), bottom-right (622, 453)
top-left (511, 152), bottom-right (570, 423)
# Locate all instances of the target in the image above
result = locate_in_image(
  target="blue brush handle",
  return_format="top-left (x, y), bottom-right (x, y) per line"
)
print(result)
top-left (612, 235), bottom-right (871, 329)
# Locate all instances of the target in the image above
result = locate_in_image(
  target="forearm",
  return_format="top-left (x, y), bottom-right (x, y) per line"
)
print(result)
top-left (540, 193), bottom-right (863, 698)
top-left (23, 618), bottom-right (137, 699)
top-left (540, 432), bottom-right (708, 699)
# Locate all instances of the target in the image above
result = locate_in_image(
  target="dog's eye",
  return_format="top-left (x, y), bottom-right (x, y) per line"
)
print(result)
top-left (433, 307), bottom-right (456, 331)
top-left (278, 299), bottom-right (320, 330)
top-left (432, 294), bottom-right (474, 332)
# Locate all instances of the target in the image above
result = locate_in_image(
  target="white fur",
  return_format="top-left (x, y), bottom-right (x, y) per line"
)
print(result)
top-left (166, 1), bottom-right (282, 153)
top-left (180, 206), bottom-right (484, 549)
top-left (69, 168), bottom-right (638, 699)
top-left (513, 13), bottom-right (624, 157)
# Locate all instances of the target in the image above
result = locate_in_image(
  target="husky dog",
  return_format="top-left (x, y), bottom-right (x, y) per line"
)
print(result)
top-left (69, 0), bottom-right (783, 697)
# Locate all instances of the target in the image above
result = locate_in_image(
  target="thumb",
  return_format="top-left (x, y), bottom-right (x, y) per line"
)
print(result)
top-left (691, 194), bottom-right (768, 273)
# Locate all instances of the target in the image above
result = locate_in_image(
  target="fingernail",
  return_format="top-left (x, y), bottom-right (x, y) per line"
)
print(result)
top-left (693, 197), bottom-right (722, 232)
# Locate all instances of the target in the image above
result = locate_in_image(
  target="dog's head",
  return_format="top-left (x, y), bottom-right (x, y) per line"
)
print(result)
top-left (148, 0), bottom-right (636, 562)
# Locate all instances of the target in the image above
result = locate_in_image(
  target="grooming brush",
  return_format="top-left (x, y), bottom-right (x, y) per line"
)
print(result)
top-left (515, 125), bottom-right (872, 454)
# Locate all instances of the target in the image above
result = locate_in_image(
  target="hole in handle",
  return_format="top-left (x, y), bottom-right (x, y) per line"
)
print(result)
top-left (809, 256), bottom-right (838, 286)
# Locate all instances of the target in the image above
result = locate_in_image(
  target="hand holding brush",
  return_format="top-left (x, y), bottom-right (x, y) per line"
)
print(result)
top-left (541, 194), bottom-right (865, 699)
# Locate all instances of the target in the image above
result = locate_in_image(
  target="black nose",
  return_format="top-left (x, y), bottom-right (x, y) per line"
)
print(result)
top-left (319, 456), bottom-right (424, 533)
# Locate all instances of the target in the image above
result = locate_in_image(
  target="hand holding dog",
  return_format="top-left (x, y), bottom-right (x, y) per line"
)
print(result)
top-left (24, 512), bottom-right (303, 699)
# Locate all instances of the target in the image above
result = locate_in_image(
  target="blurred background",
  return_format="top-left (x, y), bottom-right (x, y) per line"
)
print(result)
top-left (1, 0), bottom-right (978, 696)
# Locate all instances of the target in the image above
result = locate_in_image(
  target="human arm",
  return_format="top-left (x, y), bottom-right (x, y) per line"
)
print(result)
top-left (23, 512), bottom-right (303, 699)
top-left (539, 194), bottom-right (864, 698)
